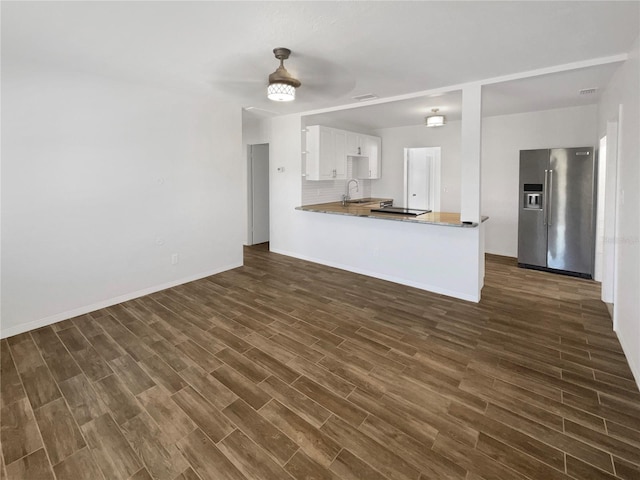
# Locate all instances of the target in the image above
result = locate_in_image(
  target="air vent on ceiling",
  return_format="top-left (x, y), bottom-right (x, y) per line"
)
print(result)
top-left (352, 93), bottom-right (379, 101)
top-left (579, 88), bottom-right (597, 95)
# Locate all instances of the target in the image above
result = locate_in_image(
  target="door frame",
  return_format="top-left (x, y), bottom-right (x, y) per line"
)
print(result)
top-left (403, 147), bottom-right (441, 210)
top-left (247, 143), bottom-right (270, 245)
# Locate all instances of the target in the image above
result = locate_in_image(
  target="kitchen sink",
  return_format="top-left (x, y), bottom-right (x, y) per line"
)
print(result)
top-left (346, 198), bottom-right (375, 204)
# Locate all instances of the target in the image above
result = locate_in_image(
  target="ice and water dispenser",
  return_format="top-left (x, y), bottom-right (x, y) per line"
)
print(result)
top-left (523, 184), bottom-right (543, 210)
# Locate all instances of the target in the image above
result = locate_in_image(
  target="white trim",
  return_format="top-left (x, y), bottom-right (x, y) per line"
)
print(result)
top-left (0, 262), bottom-right (242, 339)
top-left (616, 329), bottom-right (640, 391)
top-left (269, 248), bottom-right (480, 303)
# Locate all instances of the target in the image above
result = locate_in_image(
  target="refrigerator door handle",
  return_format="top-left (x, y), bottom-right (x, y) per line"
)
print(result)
top-left (548, 170), bottom-right (553, 225)
top-left (543, 169), bottom-right (548, 226)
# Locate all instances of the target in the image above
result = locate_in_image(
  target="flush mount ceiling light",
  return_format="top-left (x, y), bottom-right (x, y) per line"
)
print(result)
top-left (425, 108), bottom-right (446, 127)
top-left (267, 48), bottom-right (301, 102)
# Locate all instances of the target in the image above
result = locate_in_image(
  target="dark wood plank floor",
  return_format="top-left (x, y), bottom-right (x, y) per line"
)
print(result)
top-left (2, 244), bottom-right (640, 480)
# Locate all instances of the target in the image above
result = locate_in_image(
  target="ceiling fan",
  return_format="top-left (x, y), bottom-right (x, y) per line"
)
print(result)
top-left (208, 48), bottom-right (355, 106)
top-left (267, 48), bottom-right (301, 102)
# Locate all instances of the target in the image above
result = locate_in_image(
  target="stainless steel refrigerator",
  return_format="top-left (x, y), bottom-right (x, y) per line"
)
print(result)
top-left (517, 147), bottom-right (596, 278)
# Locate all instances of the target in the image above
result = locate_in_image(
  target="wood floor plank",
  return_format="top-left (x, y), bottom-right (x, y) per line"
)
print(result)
top-left (358, 414), bottom-right (467, 479)
top-left (137, 386), bottom-right (196, 446)
top-left (258, 375), bottom-right (332, 428)
top-left (292, 376), bottom-right (367, 427)
top-left (244, 347), bottom-right (300, 384)
top-left (288, 356), bottom-right (356, 398)
top-left (33, 397), bottom-right (86, 465)
top-left (137, 355), bottom-right (186, 394)
top-left (1, 398), bottom-right (42, 465)
top-left (484, 403), bottom-right (614, 473)
top-left (329, 449), bottom-right (388, 480)
top-left (7, 334), bottom-right (44, 374)
top-left (176, 429), bottom-right (246, 480)
top-left (19, 365), bottom-right (61, 410)
top-left (284, 450), bottom-right (342, 480)
top-left (120, 412), bottom-right (189, 480)
top-left (58, 373), bottom-right (108, 426)
top-left (52, 447), bottom-right (104, 480)
top-left (217, 429), bottom-right (295, 480)
top-left (211, 364), bottom-right (270, 410)
top-left (172, 386), bottom-right (235, 443)
top-left (215, 348), bottom-right (270, 383)
top-left (57, 327), bottom-right (113, 382)
top-left (81, 413), bottom-right (141, 480)
top-left (4, 448), bottom-right (54, 480)
top-left (108, 355), bottom-right (156, 396)
top-left (564, 419), bottom-right (640, 466)
top-left (178, 365), bottom-right (237, 410)
top-left (175, 341), bottom-right (222, 372)
top-left (321, 415), bottom-right (421, 480)
top-left (0, 340), bottom-right (26, 408)
top-left (259, 399), bottom-right (341, 467)
top-left (223, 398), bottom-right (299, 465)
top-left (448, 402), bottom-right (565, 471)
top-left (31, 327), bottom-right (82, 383)
top-left (93, 374), bottom-right (142, 425)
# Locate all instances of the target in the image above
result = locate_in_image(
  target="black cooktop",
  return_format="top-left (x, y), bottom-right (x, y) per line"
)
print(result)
top-left (370, 207), bottom-right (431, 216)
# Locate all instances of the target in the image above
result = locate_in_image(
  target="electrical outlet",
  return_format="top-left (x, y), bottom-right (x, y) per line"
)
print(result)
top-left (171, 253), bottom-right (179, 265)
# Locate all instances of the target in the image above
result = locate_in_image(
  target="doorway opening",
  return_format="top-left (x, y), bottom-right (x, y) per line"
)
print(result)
top-left (248, 143), bottom-right (269, 245)
top-left (404, 147), bottom-right (441, 210)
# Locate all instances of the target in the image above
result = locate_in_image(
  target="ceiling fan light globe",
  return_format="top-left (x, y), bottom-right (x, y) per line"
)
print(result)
top-left (425, 115), bottom-right (445, 127)
top-left (267, 83), bottom-right (296, 101)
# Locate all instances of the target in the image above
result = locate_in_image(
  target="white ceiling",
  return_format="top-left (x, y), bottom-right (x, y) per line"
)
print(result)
top-left (303, 62), bottom-right (623, 130)
top-left (3, 1), bottom-right (639, 125)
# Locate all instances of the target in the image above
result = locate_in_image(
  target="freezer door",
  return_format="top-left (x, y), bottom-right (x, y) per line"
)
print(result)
top-left (548, 148), bottom-right (595, 275)
top-left (518, 149), bottom-right (549, 267)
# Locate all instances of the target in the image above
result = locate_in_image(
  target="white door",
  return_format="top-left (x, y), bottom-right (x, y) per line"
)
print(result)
top-left (250, 144), bottom-right (269, 244)
top-left (407, 150), bottom-right (430, 209)
top-left (405, 147), bottom-right (441, 210)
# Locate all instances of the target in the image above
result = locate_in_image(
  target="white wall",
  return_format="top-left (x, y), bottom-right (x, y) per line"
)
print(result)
top-left (372, 122), bottom-right (461, 211)
top-left (1, 63), bottom-right (244, 337)
top-left (481, 105), bottom-right (598, 256)
top-left (598, 36), bottom-right (640, 387)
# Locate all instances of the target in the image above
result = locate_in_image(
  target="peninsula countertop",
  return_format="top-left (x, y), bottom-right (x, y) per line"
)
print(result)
top-left (296, 199), bottom-right (488, 227)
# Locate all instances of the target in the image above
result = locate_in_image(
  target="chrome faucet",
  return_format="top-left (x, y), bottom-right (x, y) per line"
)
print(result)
top-left (342, 179), bottom-right (359, 206)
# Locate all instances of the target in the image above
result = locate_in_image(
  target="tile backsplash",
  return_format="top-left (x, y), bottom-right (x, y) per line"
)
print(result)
top-left (301, 159), bottom-right (372, 205)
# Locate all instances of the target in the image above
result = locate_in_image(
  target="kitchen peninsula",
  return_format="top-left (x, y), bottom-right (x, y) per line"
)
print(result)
top-left (297, 199), bottom-right (488, 227)
top-left (288, 198), bottom-right (488, 302)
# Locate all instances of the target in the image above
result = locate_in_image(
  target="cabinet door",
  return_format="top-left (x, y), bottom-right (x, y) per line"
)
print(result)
top-left (318, 127), bottom-right (335, 180)
top-left (305, 126), bottom-right (320, 180)
top-left (367, 136), bottom-right (381, 179)
top-left (346, 132), bottom-right (360, 156)
top-left (334, 130), bottom-right (347, 178)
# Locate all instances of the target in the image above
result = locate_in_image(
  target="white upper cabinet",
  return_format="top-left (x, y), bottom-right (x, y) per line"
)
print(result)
top-left (305, 126), bottom-right (347, 180)
top-left (306, 126), bottom-right (381, 181)
top-left (354, 135), bottom-right (382, 179)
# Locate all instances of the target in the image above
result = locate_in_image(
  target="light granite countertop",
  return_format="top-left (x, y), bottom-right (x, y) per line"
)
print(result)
top-left (296, 199), bottom-right (489, 227)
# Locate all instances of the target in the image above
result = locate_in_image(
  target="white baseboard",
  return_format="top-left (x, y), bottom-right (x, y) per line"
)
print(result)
top-left (0, 262), bottom-right (242, 339)
top-left (269, 247), bottom-right (479, 303)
